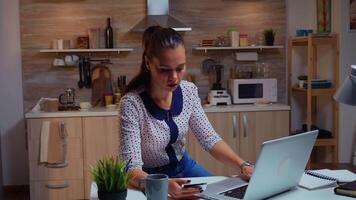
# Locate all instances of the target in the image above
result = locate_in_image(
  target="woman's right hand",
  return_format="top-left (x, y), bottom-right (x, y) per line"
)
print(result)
top-left (168, 179), bottom-right (202, 199)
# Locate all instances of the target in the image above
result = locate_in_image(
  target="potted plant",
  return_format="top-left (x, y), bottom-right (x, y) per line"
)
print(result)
top-left (91, 156), bottom-right (132, 200)
top-left (264, 28), bottom-right (276, 46)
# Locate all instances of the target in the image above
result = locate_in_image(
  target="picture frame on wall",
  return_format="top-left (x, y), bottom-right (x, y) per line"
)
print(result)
top-left (317, 0), bottom-right (331, 34)
top-left (350, 0), bottom-right (356, 32)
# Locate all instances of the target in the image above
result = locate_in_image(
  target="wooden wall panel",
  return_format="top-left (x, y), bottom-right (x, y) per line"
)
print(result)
top-left (20, 0), bottom-right (286, 111)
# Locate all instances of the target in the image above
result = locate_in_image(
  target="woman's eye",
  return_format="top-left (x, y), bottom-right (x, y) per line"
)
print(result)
top-left (176, 67), bottom-right (184, 72)
top-left (159, 68), bottom-right (171, 73)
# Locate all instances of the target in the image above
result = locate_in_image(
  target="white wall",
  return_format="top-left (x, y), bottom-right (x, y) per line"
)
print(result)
top-left (286, 0), bottom-right (317, 132)
top-left (0, 0), bottom-right (28, 185)
top-left (287, 0), bottom-right (356, 163)
top-left (286, 0), bottom-right (316, 36)
top-left (339, 0), bottom-right (356, 163)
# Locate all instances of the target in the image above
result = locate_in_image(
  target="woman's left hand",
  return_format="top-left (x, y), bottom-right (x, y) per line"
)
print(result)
top-left (241, 165), bottom-right (253, 180)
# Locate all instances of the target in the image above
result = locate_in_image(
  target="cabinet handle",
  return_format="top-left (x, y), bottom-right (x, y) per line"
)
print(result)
top-left (45, 162), bottom-right (68, 168)
top-left (60, 122), bottom-right (68, 165)
top-left (46, 182), bottom-right (69, 189)
top-left (243, 114), bottom-right (248, 138)
top-left (232, 114), bottom-right (237, 138)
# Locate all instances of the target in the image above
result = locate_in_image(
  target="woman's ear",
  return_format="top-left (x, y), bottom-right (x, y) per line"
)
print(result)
top-left (144, 56), bottom-right (150, 70)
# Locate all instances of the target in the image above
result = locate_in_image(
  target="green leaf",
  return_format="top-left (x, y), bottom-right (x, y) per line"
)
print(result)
top-left (89, 155), bottom-right (131, 193)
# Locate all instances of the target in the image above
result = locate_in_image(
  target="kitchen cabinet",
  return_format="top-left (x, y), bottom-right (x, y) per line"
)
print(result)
top-left (238, 111), bottom-right (290, 162)
top-left (187, 112), bottom-right (239, 176)
top-left (187, 110), bottom-right (290, 176)
top-left (83, 116), bottom-right (119, 199)
top-left (26, 115), bottom-right (118, 200)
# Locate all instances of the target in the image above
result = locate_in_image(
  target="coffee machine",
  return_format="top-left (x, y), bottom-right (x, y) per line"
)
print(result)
top-left (202, 59), bottom-right (232, 106)
top-left (58, 88), bottom-right (79, 110)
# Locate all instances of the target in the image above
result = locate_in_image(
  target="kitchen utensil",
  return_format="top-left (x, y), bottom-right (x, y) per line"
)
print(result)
top-left (64, 55), bottom-right (79, 66)
top-left (77, 58), bottom-right (84, 88)
top-left (201, 58), bottom-right (216, 75)
top-left (117, 75), bottom-right (126, 93)
top-left (57, 39), bottom-right (64, 50)
top-left (114, 93), bottom-right (121, 104)
top-left (83, 58), bottom-right (91, 88)
top-left (144, 174), bottom-right (169, 200)
top-left (91, 65), bottom-right (112, 107)
top-left (58, 88), bottom-right (76, 106)
top-left (63, 39), bottom-right (70, 49)
top-left (53, 58), bottom-right (65, 67)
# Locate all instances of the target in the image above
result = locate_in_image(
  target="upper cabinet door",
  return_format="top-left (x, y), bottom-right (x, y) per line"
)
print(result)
top-left (187, 112), bottom-right (239, 176)
top-left (239, 111), bottom-right (290, 163)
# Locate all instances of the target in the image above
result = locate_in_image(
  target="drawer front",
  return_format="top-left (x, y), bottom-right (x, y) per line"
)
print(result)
top-left (30, 179), bottom-right (84, 200)
top-left (30, 159), bottom-right (83, 181)
top-left (29, 137), bottom-right (82, 161)
top-left (27, 118), bottom-right (82, 140)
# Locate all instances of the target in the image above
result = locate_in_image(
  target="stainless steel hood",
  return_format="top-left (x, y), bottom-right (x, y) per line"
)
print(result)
top-left (131, 0), bottom-right (192, 32)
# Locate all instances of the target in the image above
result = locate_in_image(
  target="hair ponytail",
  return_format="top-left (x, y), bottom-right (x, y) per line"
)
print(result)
top-left (123, 26), bottom-right (184, 95)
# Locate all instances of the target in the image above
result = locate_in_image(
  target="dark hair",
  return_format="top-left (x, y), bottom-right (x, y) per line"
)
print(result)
top-left (123, 26), bottom-right (184, 95)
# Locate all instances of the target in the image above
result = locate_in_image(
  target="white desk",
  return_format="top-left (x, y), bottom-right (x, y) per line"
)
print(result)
top-left (90, 176), bottom-right (353, 200)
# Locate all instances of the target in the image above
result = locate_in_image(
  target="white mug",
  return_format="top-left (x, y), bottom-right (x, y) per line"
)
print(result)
top-left (57, 39), bottom-right (64, 50)
top-left (53, 58), bottom-right (65, 66)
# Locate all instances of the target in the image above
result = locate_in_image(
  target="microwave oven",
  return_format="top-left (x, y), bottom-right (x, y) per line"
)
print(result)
top-left (228, 78), bottom-right (277, 104)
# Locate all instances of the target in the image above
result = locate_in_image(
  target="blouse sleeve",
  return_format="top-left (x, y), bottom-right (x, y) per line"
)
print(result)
top-left (188, 84), bottom-right (222, 151)
top-left (119, 95), bottom-right (144, 170)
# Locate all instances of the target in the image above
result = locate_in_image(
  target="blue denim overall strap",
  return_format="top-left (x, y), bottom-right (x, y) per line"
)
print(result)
top-left (143, 152), bottom-right (212, 178)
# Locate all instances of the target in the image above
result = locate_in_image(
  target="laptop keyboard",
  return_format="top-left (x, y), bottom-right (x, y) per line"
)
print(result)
top-left (220, 185), bottom-right (248, 199)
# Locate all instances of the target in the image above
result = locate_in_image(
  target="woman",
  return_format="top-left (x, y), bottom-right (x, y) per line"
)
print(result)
top-left (119, 26), bottom-right (253, 199)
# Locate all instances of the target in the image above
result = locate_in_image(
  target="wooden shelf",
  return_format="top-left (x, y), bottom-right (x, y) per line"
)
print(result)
top-left (291, 86), bottom-right (336, 96)
top-left (290, 35), bottom-right (338, 46)
top-left (193, 45), bottom-right (284, 53)
top-left (288, 34), bottom-right (339, 162)
top-left (315, 138), bottom-right (337, 146)
top-left (39, 48), bottom-right (133, 54)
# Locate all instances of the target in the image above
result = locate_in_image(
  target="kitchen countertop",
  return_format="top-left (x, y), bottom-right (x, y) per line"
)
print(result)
top-left (203, 103), bottom-right (290, 113)
top-left (25, 107), bottom-right (119, 118)
top-left (25, 103), bottom-right (290, 118)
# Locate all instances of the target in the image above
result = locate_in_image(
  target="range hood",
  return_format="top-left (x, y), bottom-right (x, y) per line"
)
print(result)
top-left (131, 0), bottom-right (192, 32)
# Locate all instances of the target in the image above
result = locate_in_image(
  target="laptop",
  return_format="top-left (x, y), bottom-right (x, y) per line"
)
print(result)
top-left (199, 130), bottom-right (318, 200)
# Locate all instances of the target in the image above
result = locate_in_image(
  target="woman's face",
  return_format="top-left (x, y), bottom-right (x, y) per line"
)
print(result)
top-left (148, 45), bottom-right (186, 92)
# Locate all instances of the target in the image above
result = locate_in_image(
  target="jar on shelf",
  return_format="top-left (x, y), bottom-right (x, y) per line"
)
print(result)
top-left (255, 62), bottom-right (264, 78)
top-left (262, 62), bottom-right (271, 78)
top-left (256, 31), bottom-right (265, 46)
top-left (239, 33), bottom-right (249, 47)
top-left (228, 28), bottom-right (240, 47)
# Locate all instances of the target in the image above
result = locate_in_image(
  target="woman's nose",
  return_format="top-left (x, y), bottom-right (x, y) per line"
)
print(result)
top-left (169, 70), bottom-right (178, 80)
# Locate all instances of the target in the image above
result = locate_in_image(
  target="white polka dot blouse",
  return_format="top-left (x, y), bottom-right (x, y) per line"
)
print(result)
top-left (119, 80), bottom-right (222, 170)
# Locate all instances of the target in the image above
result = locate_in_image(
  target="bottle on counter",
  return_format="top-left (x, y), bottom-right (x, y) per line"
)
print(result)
top-left (105, 18), bottom-right (114, 48)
